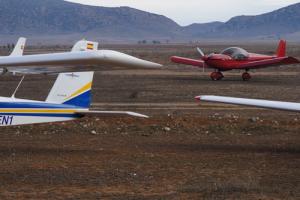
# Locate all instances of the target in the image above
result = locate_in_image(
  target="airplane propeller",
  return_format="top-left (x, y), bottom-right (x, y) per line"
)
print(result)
top-left (196, 47), bottom-right (207, 72)
top-left (197, 47), bottom-right (205, 58)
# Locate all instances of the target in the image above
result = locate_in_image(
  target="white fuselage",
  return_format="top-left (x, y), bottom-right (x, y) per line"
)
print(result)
top-left (0, 97), bottom-right (87, 126)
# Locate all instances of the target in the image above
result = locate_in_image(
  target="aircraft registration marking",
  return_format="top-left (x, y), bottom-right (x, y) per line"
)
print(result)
top-left (0, 115), bottom-right (13, 125)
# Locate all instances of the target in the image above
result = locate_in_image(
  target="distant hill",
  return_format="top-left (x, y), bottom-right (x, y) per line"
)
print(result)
top-left (0, 0), bottom-right (182, 42)
top-left (214, 3), bottom-right (300, 38)
top-left (0, 0), bottom-right (300, 43)
top-left (182, 22), bottom-right (224, 38)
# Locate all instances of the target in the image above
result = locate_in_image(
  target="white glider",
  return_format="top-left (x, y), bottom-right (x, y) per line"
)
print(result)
top-left (196, 95), bottom-right (300, 112)
top-left (0, 38), bottom-right (161, 75)
top-left (0, 71), bottom-right (148, 126)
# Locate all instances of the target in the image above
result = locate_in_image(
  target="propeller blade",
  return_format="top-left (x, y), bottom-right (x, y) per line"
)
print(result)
top-left (197, 47), bottom-right (205, 58)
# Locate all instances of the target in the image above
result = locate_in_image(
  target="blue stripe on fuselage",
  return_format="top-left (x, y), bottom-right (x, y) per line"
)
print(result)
top-left (0, 101), bottom-right (82, 109)
top-left (0, 113), bottom-right (83, 118)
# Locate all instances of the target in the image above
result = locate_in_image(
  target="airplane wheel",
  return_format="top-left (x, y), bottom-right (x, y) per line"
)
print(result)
top-left (242, 72), bottom-right (251, 81)
top-left (1, 67), bottom-right (8, 75)
top-left (211, 72), bottom-right (224, 81)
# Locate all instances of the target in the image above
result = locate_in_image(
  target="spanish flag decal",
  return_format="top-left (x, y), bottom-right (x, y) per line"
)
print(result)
top-left (87, 43), bottom-right (94, 50)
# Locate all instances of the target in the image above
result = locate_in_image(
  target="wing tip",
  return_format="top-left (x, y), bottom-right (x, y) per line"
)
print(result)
top-left (195, 95), bottom-right (215, 102)
top-left (195, 96), bottom-right (201, 101)
top-left (127, 112), bottom-right (149, 118)
top-left (98, 50), bottom-right (163, 69)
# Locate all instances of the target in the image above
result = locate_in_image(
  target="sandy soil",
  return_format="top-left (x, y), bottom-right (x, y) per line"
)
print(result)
top-left (0, 44), bottom-right (299, 199)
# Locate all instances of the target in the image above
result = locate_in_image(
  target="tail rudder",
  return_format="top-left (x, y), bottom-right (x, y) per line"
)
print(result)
top-left (10, 37), bottom-right (27, 56)
top-left (46, 72), bottom-right (94, 108)
top-left (71, 39), bottom-right (98, 52)
top-left (276, 40), bottom-right (286, 57)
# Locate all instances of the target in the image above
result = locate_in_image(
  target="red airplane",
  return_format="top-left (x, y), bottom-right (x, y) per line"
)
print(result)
top-left (171, 40), bottom-right (300, 81)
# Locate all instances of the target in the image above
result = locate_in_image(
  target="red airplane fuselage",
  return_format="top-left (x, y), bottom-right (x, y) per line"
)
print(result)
top-left (170, 40), bottom-right (299, 81)
top-left (204, 53), bottom-right (274, 71)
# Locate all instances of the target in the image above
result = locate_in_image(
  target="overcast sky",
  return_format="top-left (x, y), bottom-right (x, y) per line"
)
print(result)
top-left (66, 0), bottom-right (299, 26)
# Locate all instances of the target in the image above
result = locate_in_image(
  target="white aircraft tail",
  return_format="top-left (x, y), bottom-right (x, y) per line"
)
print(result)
top-left (71, 39), bottom-right (98, 52)
top-left (10, 37), bottom-right (27, 56)
top-left (46, 71), bottom-right (94, 108)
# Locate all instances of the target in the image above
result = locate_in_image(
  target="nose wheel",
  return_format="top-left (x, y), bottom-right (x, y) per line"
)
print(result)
top-left (210, 72), bottom-right (224, 81)
top-left (242, 72), bottom-right (251, 81)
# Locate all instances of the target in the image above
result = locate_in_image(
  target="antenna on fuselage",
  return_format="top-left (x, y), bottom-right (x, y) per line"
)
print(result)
top-left (11, 75), bottom-right (25, 99)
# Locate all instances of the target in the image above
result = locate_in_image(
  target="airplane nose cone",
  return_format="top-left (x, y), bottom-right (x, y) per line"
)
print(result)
top-left (202, 56), bottom-right (209, 61)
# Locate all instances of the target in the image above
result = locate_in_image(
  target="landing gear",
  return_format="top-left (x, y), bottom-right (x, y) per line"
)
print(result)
top-left (210, 71), bottom-right (224, 81)
top-left (1, 67), bottom-right (8, 75)
top-left (242, 72), bottom-right (251, 81)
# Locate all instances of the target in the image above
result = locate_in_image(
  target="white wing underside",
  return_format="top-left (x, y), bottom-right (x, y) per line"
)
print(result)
top-left (197, 95), bottom-right (300, 112)
top-left (0, 53), bottom-right (161, 76)
top-left (76, 110), bottom-right (149, 118)
top-left (6, 66), bottom-right (91, 75)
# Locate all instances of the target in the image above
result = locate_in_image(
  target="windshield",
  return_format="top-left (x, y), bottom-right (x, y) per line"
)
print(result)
top-left (221, 47), bottom-right (249, 60)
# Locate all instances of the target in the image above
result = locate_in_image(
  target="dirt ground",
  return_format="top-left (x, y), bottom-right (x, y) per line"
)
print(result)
top-left (0, 44), bottom-right (299, 199)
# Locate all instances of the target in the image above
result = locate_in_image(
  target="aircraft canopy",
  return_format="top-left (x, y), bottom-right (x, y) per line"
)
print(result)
top-left (221, 47), bottom-right (249, 60)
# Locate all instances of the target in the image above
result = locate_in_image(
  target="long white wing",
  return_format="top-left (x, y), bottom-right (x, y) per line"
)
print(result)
top-left (76, 110), bottom-right (149, 118)
top-left (196, 95), bottom-right (300, 112)
top-left (0, 50), bottom-right (161, 69)
top-left (6, 66), bottom-right (87, 75)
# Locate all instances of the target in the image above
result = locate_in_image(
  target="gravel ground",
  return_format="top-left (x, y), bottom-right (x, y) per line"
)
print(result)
top-left (0, 44), bottom-right (299, 199)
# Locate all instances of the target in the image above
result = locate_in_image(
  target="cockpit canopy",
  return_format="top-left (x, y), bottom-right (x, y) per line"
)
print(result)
top-left (220, 47), bottom-right (249, 60)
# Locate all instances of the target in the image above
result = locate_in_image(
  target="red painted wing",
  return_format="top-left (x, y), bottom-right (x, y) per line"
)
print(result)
top-left (171, 56), bottom-right (205, 68)
top-left (237, 57), bottom-right (300, 69)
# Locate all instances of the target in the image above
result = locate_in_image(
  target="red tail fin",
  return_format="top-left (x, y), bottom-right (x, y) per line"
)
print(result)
top-left (276, 40), bottom-right (286, 57)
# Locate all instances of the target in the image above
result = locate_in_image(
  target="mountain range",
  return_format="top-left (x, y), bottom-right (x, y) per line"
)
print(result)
top-left (0, 0), bottom-right (300, 43)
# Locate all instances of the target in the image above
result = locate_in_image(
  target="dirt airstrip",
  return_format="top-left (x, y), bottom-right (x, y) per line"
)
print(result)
top-left (0, 44), bottom-right (299, 199)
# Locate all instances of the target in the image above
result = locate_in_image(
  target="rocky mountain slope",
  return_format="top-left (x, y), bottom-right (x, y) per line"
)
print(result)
top-left (0, 0), bottom-right (299, 43)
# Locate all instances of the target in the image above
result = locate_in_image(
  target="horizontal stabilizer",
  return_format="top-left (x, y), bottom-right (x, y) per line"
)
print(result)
top-left (196, 95), bottom-right (300, 112)
top-left (237, 57), bottom-right (300, 69)
top-left (76, 110), bottom-right (149, 118)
